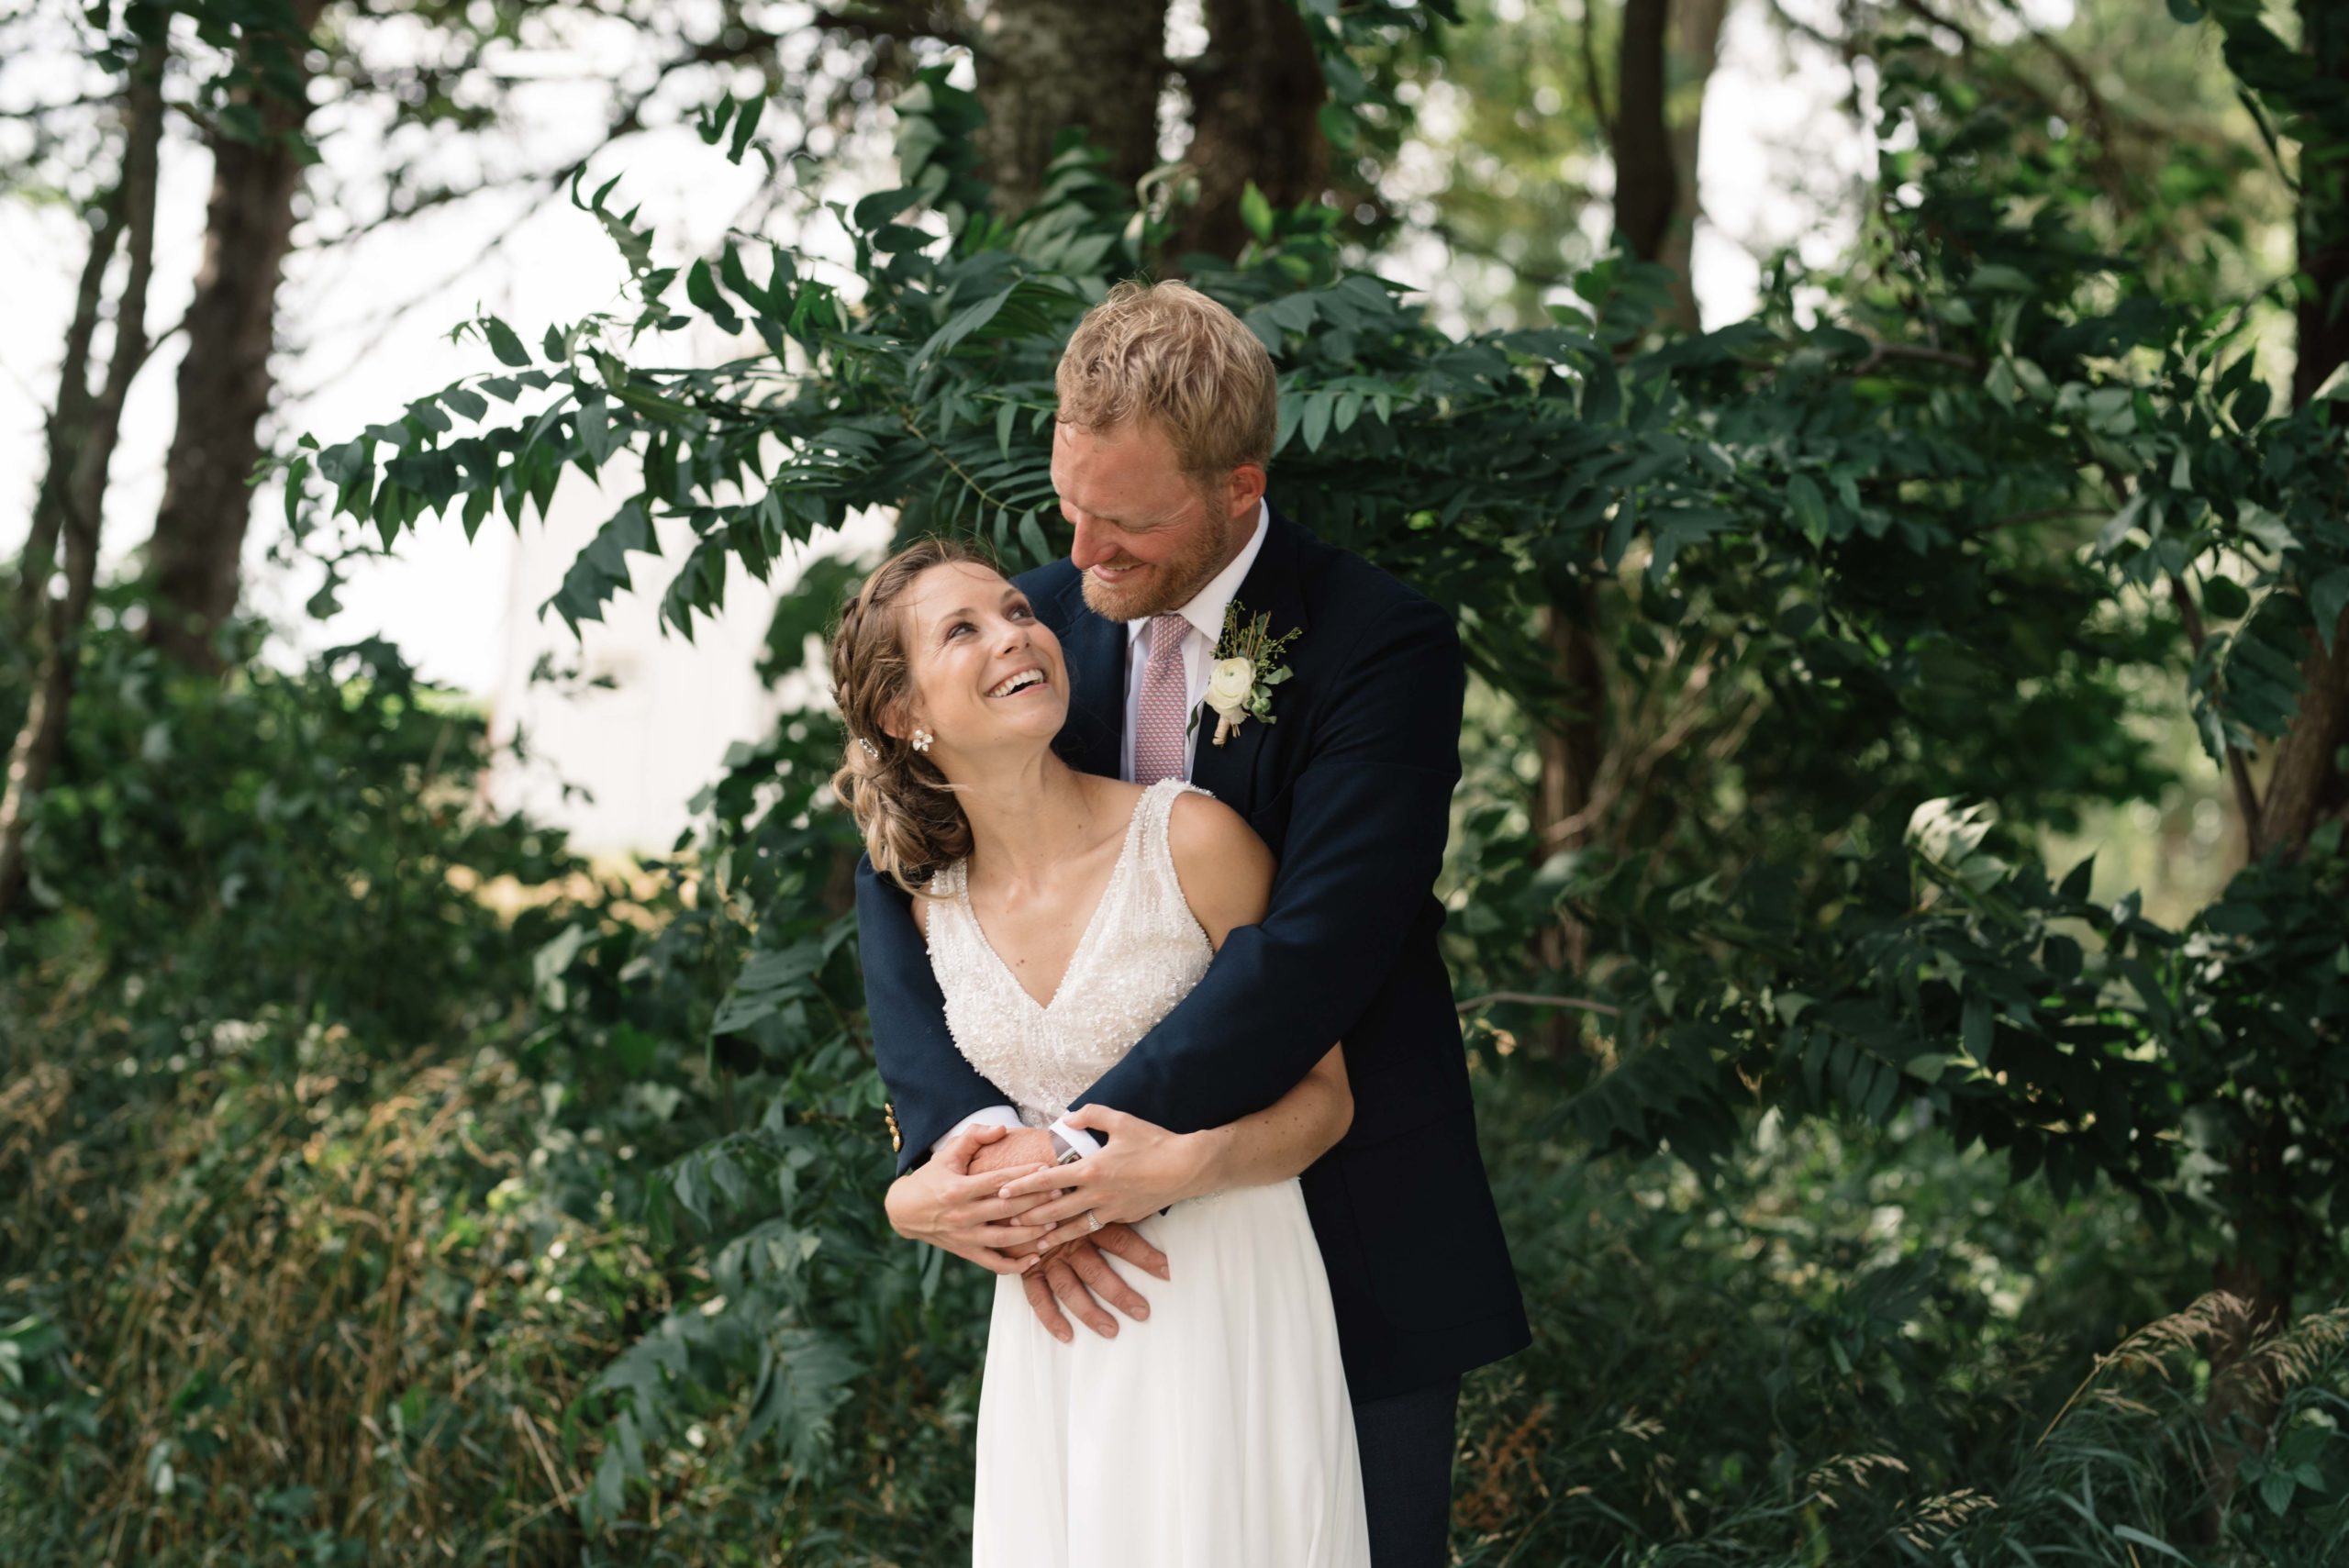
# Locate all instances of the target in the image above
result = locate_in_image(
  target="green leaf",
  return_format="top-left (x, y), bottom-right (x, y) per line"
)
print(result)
top-left (2111, 1525), bottom-right (2189, 1561)
top-left (695, 95), bottom-right (734, 148)
top-left (1301, 392), bottom-right (1331, 452)
top-left (1273, 394), bottom-right (1303, 453)
top-left (483, 317), bottom-right (530, 367)
top-left (575, 395), bottom-right (618, 466)
top-left (461, 484), bottom-right (491, 542)
top-left (688, 260), bottom-right (725, 314)
top-left (1240, 180), bottom-right (1274, 242)
top-left (2201, 574), bottom-right (2250, 620)
top-left (1985, 358), bottom-right (2017, 408)
top-left (1962, 991), bottom-right (1992, 1062)
top-left (1787, 473), bottom-right (1830, 540)
top-left (1018, 510), bottom-right (1051, 569)
top-left (2238, 502), bottom-right (2297, 553)
top-left (2310, 568), bottom-right (2349, 655)
top-left (727, 94), bottom-right (765, 164)
top-left (852, 187), bottom-right (918, 231)
top-left (2095, 488), bottom-right (2148, 556)
top-left (1317, 101), bottom-right (1359, 151)
top-left (741, 1327), bottom-right (859, 1478)
top-left (282, 453), bottom-right (310, 528)
top-left (718, 243), bottom-right (759, 309)
top-left (912, 283), bottom-right (1019, 369)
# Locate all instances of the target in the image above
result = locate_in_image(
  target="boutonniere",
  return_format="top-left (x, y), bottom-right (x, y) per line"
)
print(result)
top-left (1201, 600), bottom-right (1301, 747)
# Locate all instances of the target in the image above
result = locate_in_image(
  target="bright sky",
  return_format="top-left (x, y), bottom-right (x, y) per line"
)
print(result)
top-left (0, 1), bottom-right (1864, 700)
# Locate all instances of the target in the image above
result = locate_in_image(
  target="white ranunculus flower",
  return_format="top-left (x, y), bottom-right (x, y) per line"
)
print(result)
top-left (1205, 657), bottom-right (1255, 716)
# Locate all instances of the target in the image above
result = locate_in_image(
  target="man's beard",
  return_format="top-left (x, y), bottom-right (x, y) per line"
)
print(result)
top-left (1078, 512), bottom-right (1233, 622)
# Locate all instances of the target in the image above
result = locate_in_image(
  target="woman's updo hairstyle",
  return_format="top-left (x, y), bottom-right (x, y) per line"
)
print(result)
top-left (829, 536), bottom-right (995, 894)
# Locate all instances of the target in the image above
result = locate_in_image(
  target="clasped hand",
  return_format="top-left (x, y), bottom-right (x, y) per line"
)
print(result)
top-left (882, 1121), bottom-right (1059, 1275)
top-left (885, 1120), bottom-right (1174, 1345)
top-left (993, 1104), bottom-right (1210, 1255)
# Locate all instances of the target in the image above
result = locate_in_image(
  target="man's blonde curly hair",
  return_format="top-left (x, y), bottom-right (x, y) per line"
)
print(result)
top-left (1054, 280), bottom-right (1278, 488)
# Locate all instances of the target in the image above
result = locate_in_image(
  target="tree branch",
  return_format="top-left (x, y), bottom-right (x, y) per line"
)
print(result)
top-left (1853, 339), bottom-right (1987, 375)
top-left (1456, 990), bottom-right (1623, 1018)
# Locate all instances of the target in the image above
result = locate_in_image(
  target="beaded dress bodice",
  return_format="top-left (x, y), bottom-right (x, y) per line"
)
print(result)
top-left (925, 778), bottom-right (1215, 1128)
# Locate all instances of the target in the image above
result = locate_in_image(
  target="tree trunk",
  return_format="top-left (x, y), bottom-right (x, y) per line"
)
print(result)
top-left (0, 36), bottom-right (168, 922)
top-left (140, 0), bottom-right (326, 673)
top-left (2291, 0), bottom-right (2349, 412)
top-left (1530, 589), bottom-right (1608, 1053)
top-left (2200, 1132), bottom-right (2307, 1532)
top-left (2198, 0), bottom-right (2349, 1534)
top-left (10, 193), bottom-right (126, 644)
top-left (2263, 0), bottom-right (2349, 860)
top-left (1165, 0), bottom-right (1330, 262)
top-left (1611, 0), bottom-right (1677, 264)
top-left (2261, 603), bottom-right (2349, 854)
top-left (1524, 0), bottom-right (1687, 1050)
top-left (969, 0), bottom-right (1169, 217)
top-left (1654, 0), bottom-right (1732, 331)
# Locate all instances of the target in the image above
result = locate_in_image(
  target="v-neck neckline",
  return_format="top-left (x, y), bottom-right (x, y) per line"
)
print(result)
top-left (955, 783), bottom-right (1160, 1015)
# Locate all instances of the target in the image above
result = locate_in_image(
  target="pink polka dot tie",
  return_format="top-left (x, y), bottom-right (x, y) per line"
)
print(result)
top-left (1131, 614), bottom-right (1192, 786)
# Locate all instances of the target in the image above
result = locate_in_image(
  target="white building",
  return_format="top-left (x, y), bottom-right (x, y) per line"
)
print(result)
top-left (480, 452), bottom-right (887, 855)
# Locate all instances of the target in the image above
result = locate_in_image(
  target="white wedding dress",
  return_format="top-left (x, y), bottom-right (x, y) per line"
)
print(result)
top-left (925, 776), bottom-right (1371, 1568)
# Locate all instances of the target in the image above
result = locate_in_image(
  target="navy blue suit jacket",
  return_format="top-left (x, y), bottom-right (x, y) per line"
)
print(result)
top-left (856, 506), bottom-right (1530, 1399)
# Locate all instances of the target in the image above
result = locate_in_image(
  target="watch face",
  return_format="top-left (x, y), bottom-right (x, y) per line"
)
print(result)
top-left (1054, 1148), bottom-right (1085, 1166)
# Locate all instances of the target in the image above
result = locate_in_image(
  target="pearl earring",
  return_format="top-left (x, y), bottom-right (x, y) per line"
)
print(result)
top-left (911, 728), bottom-right (934, 753)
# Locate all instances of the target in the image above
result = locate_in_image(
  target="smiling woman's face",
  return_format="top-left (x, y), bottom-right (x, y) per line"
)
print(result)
top-left (893, 561), bottom-right (1068, 762)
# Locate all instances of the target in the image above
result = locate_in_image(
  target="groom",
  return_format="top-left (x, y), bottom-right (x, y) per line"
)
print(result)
top-left (860, 280), bottom-right (1529, 1563)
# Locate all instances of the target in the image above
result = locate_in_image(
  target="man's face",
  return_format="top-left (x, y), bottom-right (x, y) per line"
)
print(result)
top-left (1050, 418), bottom-right (1259, 622)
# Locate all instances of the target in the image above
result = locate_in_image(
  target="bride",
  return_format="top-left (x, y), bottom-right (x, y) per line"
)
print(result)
top-left (829, 537), bottom-right (1371, 1566)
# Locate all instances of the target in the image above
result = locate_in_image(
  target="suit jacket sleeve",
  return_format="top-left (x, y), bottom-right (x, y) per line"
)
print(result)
top-left (856, 853), bottom-right (1018, 1174)
top-left (1069, 592), bottom-right (1464, 1136)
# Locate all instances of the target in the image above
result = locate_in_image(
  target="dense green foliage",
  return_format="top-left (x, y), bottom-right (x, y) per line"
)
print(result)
top-left (10, 1), bottom-right (2349, 1562)
top-left (303, 19), bottom-right (2349, 1229)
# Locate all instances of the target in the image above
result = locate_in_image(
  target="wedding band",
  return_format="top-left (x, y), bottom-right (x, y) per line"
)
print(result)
top-left (1085, 1210), bottom-right (1101, 1234)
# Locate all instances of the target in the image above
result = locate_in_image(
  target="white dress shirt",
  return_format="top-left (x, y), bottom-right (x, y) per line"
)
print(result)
top-left (931, 500), bottom-right (1272, 1163)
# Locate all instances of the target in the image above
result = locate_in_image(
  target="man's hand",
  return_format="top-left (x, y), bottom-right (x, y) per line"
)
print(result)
top-left (1019, 1222), bottom-right (1171, 1343)
top-left (883, 1124), bottom-right (1058, 1275)
top-left (967, 1125), bottom-right (1057, 1178)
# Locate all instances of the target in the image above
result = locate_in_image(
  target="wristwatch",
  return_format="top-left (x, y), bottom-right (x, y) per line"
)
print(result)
top-left (1048, 1129), bottom-right (1088, 1165)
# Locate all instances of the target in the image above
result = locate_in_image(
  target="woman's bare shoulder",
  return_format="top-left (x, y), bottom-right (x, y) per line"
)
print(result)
top-left (1166, 788), bottom-right (1274, 940)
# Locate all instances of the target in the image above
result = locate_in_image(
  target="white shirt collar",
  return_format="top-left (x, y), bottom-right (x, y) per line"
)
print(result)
top-left (1125, 497), bottom-right (1272, 649)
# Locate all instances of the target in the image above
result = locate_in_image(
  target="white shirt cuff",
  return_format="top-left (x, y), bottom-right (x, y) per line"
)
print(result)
top-left (1048, 1118), bottom-right (1102, 1158)
top-left (928, 1104), bottom-right (1024, 1162)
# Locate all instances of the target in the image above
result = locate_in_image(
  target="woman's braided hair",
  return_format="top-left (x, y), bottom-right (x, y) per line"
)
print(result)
top-left (828, 536), bottom-right (994, 894)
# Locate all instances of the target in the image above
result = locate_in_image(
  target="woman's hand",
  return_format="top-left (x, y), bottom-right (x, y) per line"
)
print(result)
top-left (992, 1105), bottom-right (1211, 1254)
top-left (884, 1123), bottom-right (1061, 1275)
